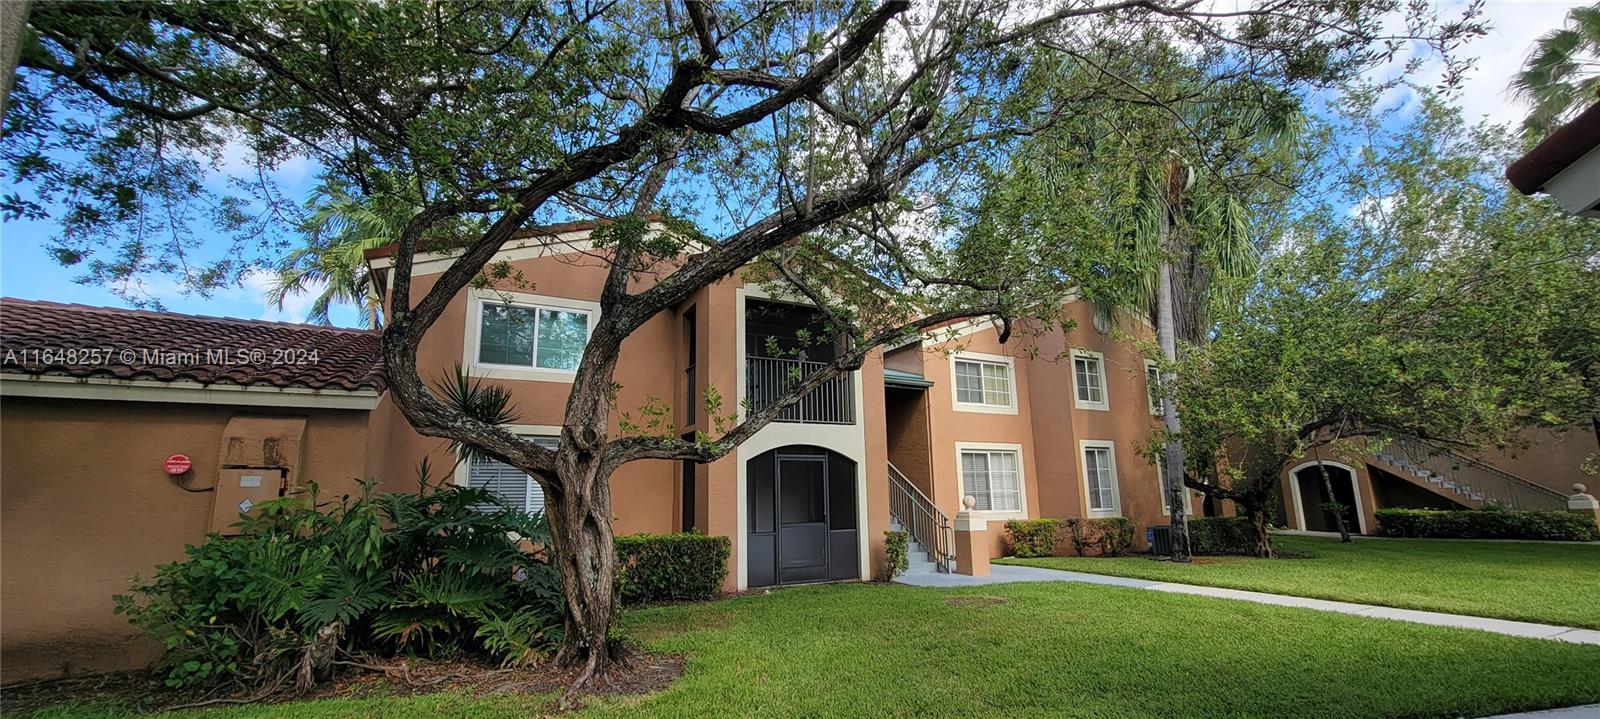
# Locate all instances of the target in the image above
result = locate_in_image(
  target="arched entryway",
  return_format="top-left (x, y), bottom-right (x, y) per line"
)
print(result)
top-left (1290, 462), bottom-right (1365, 534)
top-left (746, 446), bottom-right (859, 587)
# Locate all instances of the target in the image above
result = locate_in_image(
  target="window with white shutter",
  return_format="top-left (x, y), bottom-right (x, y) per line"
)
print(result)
top-left (959, 447), bottom-right (1022, 513)
top-left (951, 353), bottom-right (1017, 414)
top-left (466, 436), bottom-right (557, 515)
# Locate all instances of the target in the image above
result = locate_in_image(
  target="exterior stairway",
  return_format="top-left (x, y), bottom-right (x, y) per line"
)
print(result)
top-left (1370, 437), bottom-right (1568, 511)
top-left (888, 462), bottom-right (954, 574)
top-left (889, 516), bottom-right (943, 576)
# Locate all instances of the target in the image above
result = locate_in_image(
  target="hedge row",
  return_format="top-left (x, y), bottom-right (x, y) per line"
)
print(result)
top-left (1375, 508), bottom-right (1599, 541)
top-left (615, 532), bottom-right (731, 605)
top-left (1185, 516), bottom-right (1258, 555)
top-left (1004, 517), bottom-right (1135, 557)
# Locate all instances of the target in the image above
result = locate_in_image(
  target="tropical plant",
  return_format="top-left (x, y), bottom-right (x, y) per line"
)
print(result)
top-left (266, 183), bottom-right (406, 327)
top-left (114, 470), bottom-right (562, 695)
top-left (981, 44), bottom-right (1304, 557)
top-left (1512, 3), bottom-right (1600, 138)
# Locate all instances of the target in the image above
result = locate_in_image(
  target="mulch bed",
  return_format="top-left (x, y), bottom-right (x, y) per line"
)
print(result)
top-left (1, 652), bottom-right (685, 716)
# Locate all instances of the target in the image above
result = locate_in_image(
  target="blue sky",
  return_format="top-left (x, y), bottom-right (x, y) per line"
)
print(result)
top-left (0, 1), bottom-right (1579, 330)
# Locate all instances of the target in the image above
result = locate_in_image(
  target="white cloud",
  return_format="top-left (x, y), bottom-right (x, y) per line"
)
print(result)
top-left (239, 268), bottom-right (327, 323)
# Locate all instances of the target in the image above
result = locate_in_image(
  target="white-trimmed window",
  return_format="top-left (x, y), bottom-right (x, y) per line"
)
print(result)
top-left (1072, 350), bottom-right (1108, 410)
top-left (467, 436), bottom-right (557, 515)
top-left (1079, 440), bottom-right (1121, 515)
top-left (957, 444), bottom-right (1023, 515)
top-left (475, 298), bottom-right (592, 372)
top-left (951, 353), bottom-right (1016, 413)
top-left (1144, 360), bottom-right (1162, 416)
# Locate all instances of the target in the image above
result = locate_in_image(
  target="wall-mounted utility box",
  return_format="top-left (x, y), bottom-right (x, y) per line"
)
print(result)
top-left (210, 467), bottom-right (287, 534)
top-left (209, 415), bottom-right (307, 535)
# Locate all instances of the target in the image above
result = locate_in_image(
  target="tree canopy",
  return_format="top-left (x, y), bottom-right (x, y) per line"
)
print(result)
top-left (1169, 92), bottom-right (1600, 555)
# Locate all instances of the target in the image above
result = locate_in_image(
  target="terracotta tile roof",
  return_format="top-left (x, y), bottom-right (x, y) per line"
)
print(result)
top-left (1507, 101), bottom-right (1600, 195)
top-left (0, 298), bottom-right (385, 392)
top-left (361, 216), bottom-right (665, 261)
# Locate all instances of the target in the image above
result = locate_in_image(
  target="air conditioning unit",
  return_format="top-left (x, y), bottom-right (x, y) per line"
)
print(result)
top-left (1148, 526), bottom-right (1173, 556)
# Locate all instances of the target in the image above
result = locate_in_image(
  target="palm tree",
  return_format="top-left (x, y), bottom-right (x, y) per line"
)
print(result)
top-left (1512, 3), bottom-right (1600, 138)
top-left (268, 183), bottom-right (409, 328)
top-left (1097, 97), bottom-right (1302, 556)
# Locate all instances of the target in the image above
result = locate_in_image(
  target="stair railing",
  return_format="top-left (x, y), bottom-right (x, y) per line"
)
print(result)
top-left (1376, 437), bottom-right (1568, 511)
top-left (888, 462), bottom-right (954, 573)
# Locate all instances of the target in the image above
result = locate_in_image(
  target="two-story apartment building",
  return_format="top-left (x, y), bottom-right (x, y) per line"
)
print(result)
top-left (4, 219), bottom-right (1586, 683)
top-left (0, 221), bottom-right (1187, 680)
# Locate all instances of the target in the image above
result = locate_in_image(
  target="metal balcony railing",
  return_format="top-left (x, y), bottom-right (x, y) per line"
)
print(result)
top-left (745, 355), bottom-right (854, 424)
top-left (889, 462), bottom-right (953, 573)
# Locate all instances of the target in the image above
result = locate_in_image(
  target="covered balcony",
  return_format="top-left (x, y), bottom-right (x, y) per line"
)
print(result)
top-left (745, 299), bottom-right (854, 425)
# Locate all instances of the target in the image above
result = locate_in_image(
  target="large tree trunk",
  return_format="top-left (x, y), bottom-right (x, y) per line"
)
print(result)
top-left (541, 337), bottom-right (628, 707)
top-left (1312, 456), bottom-right (1352, 543)
top-left (1244, 503), bottom-right (1274, 558)
top-left (0, 0), bottom-right (29, 119)
top-left (1157, 259), bottom-right (1191, 562)
top-left (544, 450), bottom-right (622, 706)
top-left (1156, 173), bottom-right (1191, 563)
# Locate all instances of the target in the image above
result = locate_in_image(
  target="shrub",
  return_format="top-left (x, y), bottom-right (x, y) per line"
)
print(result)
top-left (1093, 517), bottom-right (1134, 556)
top-left (1005, 519), bottom-right (1061, 558)
top-left (883, 530), bottom-right (910, 578)
top-left (1375, 508), bottom-right (1600, 541)
top-left (614, 532), bottom-right (730, 604)
top-left (114, 472), bottom-right (564, 693)
top-left (1186, 516), bottom-right (1259, 555)
top-left (1059, 517), bottom-right (1134, 556)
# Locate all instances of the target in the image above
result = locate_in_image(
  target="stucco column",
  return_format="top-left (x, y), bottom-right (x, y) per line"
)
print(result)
top-left (953, 495), bottom-right (990, 576)
top-left (1569, 484), bottom-right (1600, 528)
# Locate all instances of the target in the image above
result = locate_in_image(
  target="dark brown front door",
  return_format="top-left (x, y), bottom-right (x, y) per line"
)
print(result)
top-left (747, 446), bottom-right (859, 588)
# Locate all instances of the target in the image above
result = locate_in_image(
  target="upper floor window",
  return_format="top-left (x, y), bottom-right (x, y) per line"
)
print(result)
top-left (478, 301), bottom-right (590, 371)
top-left (1145, 360), bottom-right (1162, 415)
top-left (1072, 350), bottom-right (1108, 410)
top-left (951, 353), bottom-right (1015, 413)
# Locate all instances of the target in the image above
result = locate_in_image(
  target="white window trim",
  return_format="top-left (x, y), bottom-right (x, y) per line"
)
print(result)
top-left (949, 351), bottom-right (1018, 415)
top-left (1071, 349), bottom-right (1110, 411)
top-left (954, 441), bottom-right (1027, 520)
top-left (1144, 360), bottom-right (1163, 416)
top-left (464, 289), bottom-right (601, 382)
top-left (1078, 439), bottom-right (1122, 517)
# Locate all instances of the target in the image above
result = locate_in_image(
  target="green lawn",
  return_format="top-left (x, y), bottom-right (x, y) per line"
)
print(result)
top-left (25, 581), bottom-right (1600, 719)
top-left (997, 534), bottom-right (1600, 628)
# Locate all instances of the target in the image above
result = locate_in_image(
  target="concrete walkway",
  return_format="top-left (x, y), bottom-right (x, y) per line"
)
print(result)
top-left (1479, 706), bottom-right (1600, 719)
top-left (894, 565), bottom-right (1600, 645)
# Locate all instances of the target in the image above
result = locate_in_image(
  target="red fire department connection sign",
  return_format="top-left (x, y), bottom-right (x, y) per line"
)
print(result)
top-left (164, 454), bottom-right (193, 476)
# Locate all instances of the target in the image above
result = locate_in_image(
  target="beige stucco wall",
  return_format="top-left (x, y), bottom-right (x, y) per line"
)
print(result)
top-left (0, 397), bottom-right (374, 683)
top-left (909, 302), bottom-right (1189, 557)
top-left (386, 251), bottom-right (686, 539)
top-left (1475, 426), bottom-right (1598, 496)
